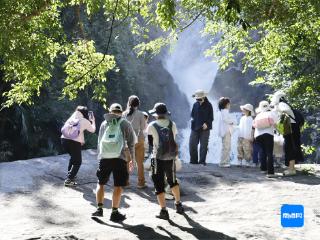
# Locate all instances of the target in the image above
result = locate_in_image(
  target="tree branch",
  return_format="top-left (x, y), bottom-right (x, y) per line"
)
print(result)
top-left (20, 0), bottom-right (52, 21)
top-left (63, 0), bottom-right (120, 88)
top-left (179, 11), bottom-right (204, 32)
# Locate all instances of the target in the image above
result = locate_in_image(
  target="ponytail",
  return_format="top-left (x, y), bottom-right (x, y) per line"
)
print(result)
top-left (126, 95), bottom-right (140, 116)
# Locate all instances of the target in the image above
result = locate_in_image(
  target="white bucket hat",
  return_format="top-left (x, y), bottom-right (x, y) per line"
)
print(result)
top-left (192, 89), bottom-right (208, 99)
top-left (109, 103), bottom-right (123, 113)
top-left (256, 101), bottom-right (271, 113)
top-left (271, 91), bottom-right (286, 106)
top-left (240, 104), bottom-right (255, 116)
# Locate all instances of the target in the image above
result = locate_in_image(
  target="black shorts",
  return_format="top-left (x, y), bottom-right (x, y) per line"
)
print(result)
top-left (96, 158), bottom-right (128, 187)
top-left (151, 159), bottom-right (179, 195)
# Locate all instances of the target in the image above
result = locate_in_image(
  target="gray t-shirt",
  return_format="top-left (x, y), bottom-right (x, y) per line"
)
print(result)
top-left (123, 110), bottom-right (146, 141)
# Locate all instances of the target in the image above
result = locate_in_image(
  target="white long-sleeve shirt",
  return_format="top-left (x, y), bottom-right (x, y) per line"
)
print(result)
top-left (238, 115), bottom-right (254, 140)
top-left (218, 109), bottom-right (236, 137)
top-left (61, 111), bottom-right (96, 144)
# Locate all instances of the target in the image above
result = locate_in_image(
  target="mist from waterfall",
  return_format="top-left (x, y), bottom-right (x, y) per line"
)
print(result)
top-left (162, 22), bottom-right (239, 164)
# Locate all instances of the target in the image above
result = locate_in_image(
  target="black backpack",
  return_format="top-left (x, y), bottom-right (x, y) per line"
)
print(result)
top-left (281, 99), bottom-right (305, 128)
top-left (153, 121), bottom-right (177, 160)
top-left (291, 109), bottom-right (305, 128)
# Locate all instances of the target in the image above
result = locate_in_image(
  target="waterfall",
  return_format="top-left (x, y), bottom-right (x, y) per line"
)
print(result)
top-left (162, 22), bottom-right (239, 164)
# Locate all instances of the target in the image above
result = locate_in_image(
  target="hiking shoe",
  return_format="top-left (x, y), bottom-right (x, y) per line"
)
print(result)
top-left (175, 203), bottom-right (184, 214)
top-left (266, 174), bottom-right (277, 178)
top-left (283, 169), bottom-right (297, 176)
top-left (110, 211), bottom-right (126, 222)
top-left (92, 208), bottom-right (103, 217)
top-left (137, 184), bottom-right (147, 189)
top-left (156, 209), bottom-right (169, 220)
top-left (219, 164), bottom-right (231, 168)
top-left (64, 179), bottom-right (77, 186)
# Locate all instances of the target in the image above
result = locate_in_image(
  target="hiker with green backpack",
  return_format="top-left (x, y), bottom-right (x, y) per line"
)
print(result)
top-left (147, 103), bottom-right (184, 220)
top-left (92, 103), bottom-right (136, 222)
top-left (271, 91), bottom-right (304, 176)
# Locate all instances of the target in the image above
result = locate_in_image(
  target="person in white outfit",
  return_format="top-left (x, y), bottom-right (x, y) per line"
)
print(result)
top-left (61, 106), bottom-right (96, 186)
top-left (253, 101), bottom-right (278, 178)
top-left (237, 104), bottom-right (255, 167)
top-left (218, 97), bottom-right (236, 167)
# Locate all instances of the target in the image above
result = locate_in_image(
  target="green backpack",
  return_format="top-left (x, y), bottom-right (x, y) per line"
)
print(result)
top-left (99, 118), bottom-right (124, 159)
top-left (276, 113), bottom-right (292, 136)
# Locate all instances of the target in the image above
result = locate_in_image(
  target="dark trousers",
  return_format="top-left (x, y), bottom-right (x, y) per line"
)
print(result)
top-left (256, 133), bottom-right (274, 174)
top-left (189, 129), bottom-right (210, 164)
top-left (151, 159), bottom-right (178, 195)
top-left (252, 141), bottom-right (265, 164)
top-left (61, 138), bottom-right (82, 180)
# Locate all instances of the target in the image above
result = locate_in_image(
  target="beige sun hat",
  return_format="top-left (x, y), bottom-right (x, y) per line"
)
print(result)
top-left (240, 103), bottom-right (255, 116)
top-left (192, 89), bottom-right (208, 99)
top-left (256, 101), bottom-right (271, 113)
top-left (109, 103), bottom-right (123, 113)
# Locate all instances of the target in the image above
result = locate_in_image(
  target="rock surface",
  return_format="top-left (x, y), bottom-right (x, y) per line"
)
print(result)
top-left (0, 150), bottom-right (319, 240)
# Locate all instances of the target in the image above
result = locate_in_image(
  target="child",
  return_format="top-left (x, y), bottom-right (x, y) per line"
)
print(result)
top-left (147, 103), bottom-right (184, 220)
top-left (273, 131), bottom-right (284, 168)
top-left (218, 97), bottom-right (236, 167)
top-left (237, 104), bottom-right (255, 167)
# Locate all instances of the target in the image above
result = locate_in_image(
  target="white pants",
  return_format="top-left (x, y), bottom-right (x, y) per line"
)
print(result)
top-left (220, 132), bottom-right (231, 165)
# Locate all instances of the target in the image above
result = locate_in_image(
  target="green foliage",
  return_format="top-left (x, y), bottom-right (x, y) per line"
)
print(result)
top-left (63, 40), bottom-right (116, 102)
top-left (0, 0), bottom-right (319, 115)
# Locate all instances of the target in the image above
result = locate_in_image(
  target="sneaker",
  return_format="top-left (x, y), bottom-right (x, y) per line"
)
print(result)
top-left (266, 174), bottom-right (277, 178)
top-left (110, 211), bottom-right (126, 222)
top-left (156, 209), bottom-right (169, 220)
top-left (64, 179), bottom-right (77, 186)
top-left (175, 202), bottom-right (184, 214)
top-left (260, 170), bottom-right (267, 174)
top-left (165, 193), bottom-right (174, 200)
top-left (92, 208), bottom-right (103, 217)
top-left (237, 160), bottom-right (243, 167)
top-left (137, 184), bottom-right (147, 189)
top-left (283, 169), bottom-right (297, 176)
top-left (219, 164), bottom-right (231, 168)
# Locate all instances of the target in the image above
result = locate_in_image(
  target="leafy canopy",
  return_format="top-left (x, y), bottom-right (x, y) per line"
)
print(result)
top-left (0, 0), bottom-right (319, 112)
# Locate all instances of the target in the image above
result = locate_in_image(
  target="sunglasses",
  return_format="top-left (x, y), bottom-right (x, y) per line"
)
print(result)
top-left (196, 98), bottom-right (204, 102)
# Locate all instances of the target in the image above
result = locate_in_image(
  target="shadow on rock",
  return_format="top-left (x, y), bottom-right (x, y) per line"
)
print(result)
top-left (168, 213), bottom-right (237, 240)
top-left (91, 217), bottom-right (179, 240)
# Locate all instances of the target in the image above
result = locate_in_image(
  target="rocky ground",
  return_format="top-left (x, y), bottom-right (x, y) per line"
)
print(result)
top-left (0, 150), bottom-right (319, 240)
